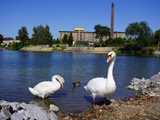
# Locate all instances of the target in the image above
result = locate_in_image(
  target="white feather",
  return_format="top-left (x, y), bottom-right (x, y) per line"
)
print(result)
top-left (28, 75), bottom-right (64, 99)
top-left (84, 51), bottom-right (117, 100)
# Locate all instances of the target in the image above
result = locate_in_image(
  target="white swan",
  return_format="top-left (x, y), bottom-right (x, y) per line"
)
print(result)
top-left (84, 51), bottom-right (116, 102)
top-left (28, 75), bottom-right (64, 99)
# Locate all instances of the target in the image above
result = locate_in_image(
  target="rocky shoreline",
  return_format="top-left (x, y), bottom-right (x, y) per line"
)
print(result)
top-left (0, 101), bottom-right (58, 120)
top-left (1, 72), bottom-right (160, 120)
top-left (128, 72), bottom-right (160, 96)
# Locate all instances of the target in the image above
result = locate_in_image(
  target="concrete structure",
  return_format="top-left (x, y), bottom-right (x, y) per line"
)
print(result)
top-left (114, 32), bottom-right (126, 38)
top-left (110, 2), bottom-right (115, 39)
top-left (59, 27), bottom-right (125, 44)
top-left (59, 27), bottom-right (99, 44)
top-left (59, 3), bottom-right (126, 45)
top-left (1, 39), bottom-right (20, 46)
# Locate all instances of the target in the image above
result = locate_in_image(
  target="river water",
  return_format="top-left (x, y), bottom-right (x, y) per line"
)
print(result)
top-left (0, 50), bottom-right (160, 113)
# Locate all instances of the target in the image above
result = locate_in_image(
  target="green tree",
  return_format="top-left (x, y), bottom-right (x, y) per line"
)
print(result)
top-left (68, 33), bottom-right (73, 46)
top-left (126, 22), bottom-right (140, 39)
top-left (61, 34), bottom-right (68, 44)
top-left (126, 21), bottom-right (152, 46)
top-left (126, 21), bottom-right (152, 39)
top-left (44, 25), bottom-right (53, 46)
top-left (53, 38), bottom-right (60, 44)
top-left (139, 22), bottom-right (152, 39)
top-left (0, 34), bottom-right (3, 44)
top-left (106, 38), bottom-right (126, 46)
top-left (31, 25), bottom-right (53, 46)
top-left (154, 29), bottom-right (160, 50)
top-left (8, 42), bottom-right (24, 50)
top-left (16, 26), bottom-right (29, 45)
top-left (94, 24), bottom-right (110, 46)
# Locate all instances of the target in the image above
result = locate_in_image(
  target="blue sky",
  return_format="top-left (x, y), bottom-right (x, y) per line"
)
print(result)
top-left (0, 0), bottom-right (160, 38)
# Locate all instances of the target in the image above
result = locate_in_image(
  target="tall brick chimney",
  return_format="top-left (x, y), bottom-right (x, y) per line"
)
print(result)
top-left (110, 2), bottom-right (115, 39)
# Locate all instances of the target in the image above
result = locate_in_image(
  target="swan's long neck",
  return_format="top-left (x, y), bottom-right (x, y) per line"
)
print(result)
top-left (107, 59), bottom-right (115, 81)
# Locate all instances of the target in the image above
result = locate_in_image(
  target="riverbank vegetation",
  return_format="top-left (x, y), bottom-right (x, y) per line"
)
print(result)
top-left (0, 34), bottom-right (3, 44)
top-left (0, 21), bottom-right (160, 55)
top-left (94, 21), bottom-right (160, 55)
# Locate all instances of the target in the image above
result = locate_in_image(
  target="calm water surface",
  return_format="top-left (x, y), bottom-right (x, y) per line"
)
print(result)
top-left (0, 50), bottom-right (160, 113)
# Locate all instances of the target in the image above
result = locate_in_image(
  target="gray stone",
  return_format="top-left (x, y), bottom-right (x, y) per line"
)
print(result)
top-left (49, 104), bottom-right (59, 112)
top-left (128, 72), bottom-right (160, 96)
top-left (0, 100), bottom-right (58, 120)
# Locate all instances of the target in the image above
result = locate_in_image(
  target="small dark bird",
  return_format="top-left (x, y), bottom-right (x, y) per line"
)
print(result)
top-left (72, 80), bottom-right (81, 87)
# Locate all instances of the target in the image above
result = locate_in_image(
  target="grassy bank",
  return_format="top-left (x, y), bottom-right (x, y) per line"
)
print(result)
top-left (21, 45), bottom-right (53, 52)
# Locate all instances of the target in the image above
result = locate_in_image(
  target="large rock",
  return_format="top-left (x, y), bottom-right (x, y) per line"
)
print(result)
top-left (0, 100), bottom-right (58, 120)
top-left (128, 72), bottom-right (160, 96)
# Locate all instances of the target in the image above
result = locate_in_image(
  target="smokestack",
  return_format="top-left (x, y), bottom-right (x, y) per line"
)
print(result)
top-left (110, 2), bottom-right (115, 39)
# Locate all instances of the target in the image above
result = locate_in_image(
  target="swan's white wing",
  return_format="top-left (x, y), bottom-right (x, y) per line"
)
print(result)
top-left (33, 81), bottom-right (61, 95)
top-left (85, 77), bottom-right (106, 95)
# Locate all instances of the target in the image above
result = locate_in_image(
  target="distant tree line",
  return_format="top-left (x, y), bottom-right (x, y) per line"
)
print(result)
top-left (16, 25), bottom-right (74, 47)
top-left (1, 21), bottom-right (160, 51)
top-left (94, 21), bottom-right (160, 49)
top-left (16, 25), bottom-right (53, 46)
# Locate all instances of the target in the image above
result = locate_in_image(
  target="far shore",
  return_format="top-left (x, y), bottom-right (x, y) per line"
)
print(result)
top-left (20, 46), bottom-right (160, 56)
top-left (1, 45), bottom-right (160, 56)
top-left (20, 46), bottom-right (118, 54)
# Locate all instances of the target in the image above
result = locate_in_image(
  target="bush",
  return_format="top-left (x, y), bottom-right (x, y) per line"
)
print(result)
top-left (52, 44), bottom-right (66, 51)
top-left (52, 39), bottom-right (60, 44)
top-left (93, 38), bottom-right (126, 47)
top-left (118, 43), bottom-right (155, 56)
top-left (106, 38), bottom-right (126, 46)
top-left (74, 41), bottom-right (89, 47)
top-left (7, 42), bottom-right (24, 50)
